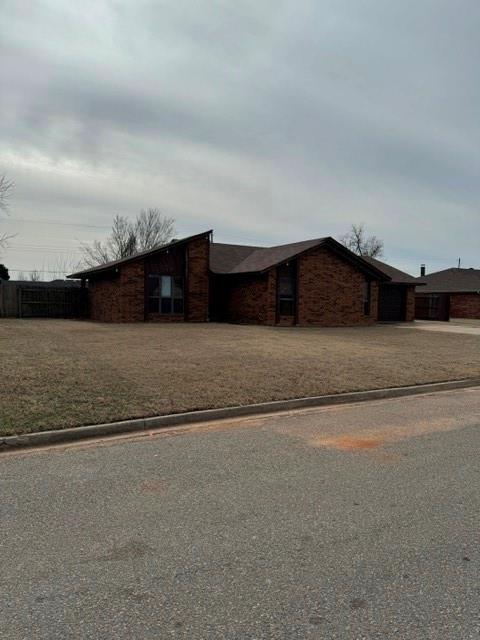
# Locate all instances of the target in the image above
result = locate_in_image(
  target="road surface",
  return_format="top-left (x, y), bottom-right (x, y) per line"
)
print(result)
top-left (1, 387), bottom-right (479, 639)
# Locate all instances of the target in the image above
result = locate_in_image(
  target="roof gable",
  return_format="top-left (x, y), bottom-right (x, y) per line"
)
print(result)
top-left (211, 237), bottom-right (388, 280)
top-left (68, 230), bottom-right (212, 279)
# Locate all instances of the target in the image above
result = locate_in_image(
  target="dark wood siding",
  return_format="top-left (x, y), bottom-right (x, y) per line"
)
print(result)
top-left (378, 285), bottom-right (406, 321)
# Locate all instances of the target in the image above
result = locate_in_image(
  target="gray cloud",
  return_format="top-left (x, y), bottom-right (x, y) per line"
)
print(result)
top-left (1, 0), bottom-right (479, 276)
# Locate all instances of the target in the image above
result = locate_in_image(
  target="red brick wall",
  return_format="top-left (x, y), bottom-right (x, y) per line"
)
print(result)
top-left (222, 272), bottom-right (276, 325)
top-left (88, 235), bottom-right (209, 323)
top-left (221, 247), bottom-right (379, 326)
top-left (89, 260), bottom-right (144, 322)
top-left (120, 260), bottom-right (145, 322)
top-left (186, 236), bottom-right (209, 321)
top-left (297, 245), bottom-right (378, 326)
top-left (450, 293), bottom-right (480, 319)
top-left (89, 275), bottom-right (122, 322)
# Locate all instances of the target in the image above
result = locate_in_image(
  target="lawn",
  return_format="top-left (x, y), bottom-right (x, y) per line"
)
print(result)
top-left (1, 319), bottom-right (480, 436)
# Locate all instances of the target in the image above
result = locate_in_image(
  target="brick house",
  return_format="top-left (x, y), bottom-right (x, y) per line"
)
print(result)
top-left (415, 268), bottom-right (480, 321)
top-left (69, 231), bottom-right (418, 325)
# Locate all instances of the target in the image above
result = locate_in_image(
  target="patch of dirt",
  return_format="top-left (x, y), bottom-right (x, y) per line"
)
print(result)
top-left (138, 480), bottom-right (166, 494)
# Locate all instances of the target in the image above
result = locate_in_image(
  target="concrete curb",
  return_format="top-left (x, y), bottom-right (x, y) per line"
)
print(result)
top-left (2, 378), bottom-right (480, 450)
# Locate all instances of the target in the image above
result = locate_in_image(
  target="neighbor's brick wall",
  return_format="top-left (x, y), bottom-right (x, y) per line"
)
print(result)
top-left (297, 245), bottom-right (378, 326)
top-left (450, 293), bottom-right (480, 319)
top-left (186, 236), bottom-right (209, 321)
top-left (89, 259), bottom-right (145, 322)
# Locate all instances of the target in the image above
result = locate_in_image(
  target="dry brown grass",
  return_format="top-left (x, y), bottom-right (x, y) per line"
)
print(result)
top-left (1, 319), bottom-right (480, 435)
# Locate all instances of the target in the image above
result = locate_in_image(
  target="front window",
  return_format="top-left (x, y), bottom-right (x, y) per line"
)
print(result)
top-left (363, 280), bottom-right (371, 315)
top-left (148, 275), bottom-right (184, 314)
top-left (277, 262), bottom-right (296, 316)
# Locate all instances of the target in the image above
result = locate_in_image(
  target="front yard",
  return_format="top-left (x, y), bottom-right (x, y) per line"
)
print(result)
top-left (1, 319), bottom-right (480, 436)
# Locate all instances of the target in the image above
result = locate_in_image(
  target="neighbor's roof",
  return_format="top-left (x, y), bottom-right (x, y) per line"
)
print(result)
top-left (362, 256), bottom-right (422, 286)
top-left (68, 230), bottom-right (212, 278)
top-left (417, 268), bottom-right (480, 294)
top-left (210, 237), bottom-right (388, 279)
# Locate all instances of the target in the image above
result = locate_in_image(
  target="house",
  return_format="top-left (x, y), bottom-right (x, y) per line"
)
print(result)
top-left (415, 267), bottom-right (480, 321)
top-left (68, 230), bottom-right (418, 325)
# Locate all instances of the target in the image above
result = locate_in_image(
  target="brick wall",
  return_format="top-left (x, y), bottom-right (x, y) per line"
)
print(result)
top-left (297, 245), bottom-right (378, 326)
top-left (88, 236), bottom-right (210, 323)
top-left (186, 236), bottom-right (209, 321)
top-left (221, 246), bottom-right (378, 326)
top-left (222, 272), bottom-right (276, 325)
top-left (450, 293), bottom-right (480, 319)
top-left (405, 286), bottom-right (416, 322)
top-left (89, 276), bottom-right (122, 322)
top-left (89, 260), bottom-right (144, 322)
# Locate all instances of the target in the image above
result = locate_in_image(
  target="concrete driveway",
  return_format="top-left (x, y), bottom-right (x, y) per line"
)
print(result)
top-left (1, 388), bottom-right (480, 639)
top-left (400, 319), bottom-right (480, 335)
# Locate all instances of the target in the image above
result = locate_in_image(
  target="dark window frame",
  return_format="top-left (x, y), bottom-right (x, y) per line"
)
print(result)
top-left (148, 274), bottom-right (184, 315)
top-left (277, 262), bottom-right (296, 317)
top-left (363, 279), bottom-right (371, 316)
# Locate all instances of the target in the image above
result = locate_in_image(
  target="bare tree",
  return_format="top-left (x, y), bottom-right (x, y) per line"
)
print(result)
top-left (48, 255), bottom-right (83, 280)
top-left (0, 174), bottom-right (15, 253)
top-left (0, 175), bottom-right (14, 213)
top-left (339, 223), bottom-right (384, 258)
top-left (80, 210), bottom-right (175, 268)
top-left (29, 269), bottom-right (42, 282)
top-left (135, 208), bottom-right (175, 251)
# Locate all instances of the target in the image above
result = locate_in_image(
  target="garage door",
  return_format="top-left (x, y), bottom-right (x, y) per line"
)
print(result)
top-left (378, 285), bottom-right (405, 321)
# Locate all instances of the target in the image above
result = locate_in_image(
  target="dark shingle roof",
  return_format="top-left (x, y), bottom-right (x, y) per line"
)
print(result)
top-left (418, 268), bottom-right (480, 293)
top-left (211, 237), bottom-right (388, 279)
top-left (362, 256), bottom-right (421, 286)
top-left (211, 238), bottom-right (328, 274)
top-left (68, 231), bottom-right (212, 278)
top-left (209, 243), bottom-right (262, 273)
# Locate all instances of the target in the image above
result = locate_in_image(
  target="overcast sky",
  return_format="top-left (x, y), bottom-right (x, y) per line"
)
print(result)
top-left (1, 0), bottom-right (479, 278)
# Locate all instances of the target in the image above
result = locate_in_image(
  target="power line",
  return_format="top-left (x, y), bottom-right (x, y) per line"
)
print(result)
top-left (9, 246), bottom-right (82, 252)
top-left (6, 217), bottom-right (110, 229)
top-left (9, 268), bottom-right (72, 274)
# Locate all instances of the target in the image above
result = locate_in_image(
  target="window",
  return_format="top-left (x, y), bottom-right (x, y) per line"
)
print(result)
top-left (363, 280), bottom-right (371, 315)
top-left (277, 262), bottom-right (296, 316)
top-left (148, 275), bottom-right (184, 314)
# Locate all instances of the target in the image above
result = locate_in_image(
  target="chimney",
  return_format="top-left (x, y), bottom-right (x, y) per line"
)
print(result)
top-left (420, 264), bottom-right (426, 277)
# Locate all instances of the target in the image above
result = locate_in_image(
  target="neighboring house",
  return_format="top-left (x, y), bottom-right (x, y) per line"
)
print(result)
top-left (415, 268), bottom-right (480, 321)
top-left (68, 230), bottom-right (418, 325)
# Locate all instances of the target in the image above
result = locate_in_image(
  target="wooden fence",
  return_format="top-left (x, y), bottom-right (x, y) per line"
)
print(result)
top-left (0, 282), bottom-right (87, 318)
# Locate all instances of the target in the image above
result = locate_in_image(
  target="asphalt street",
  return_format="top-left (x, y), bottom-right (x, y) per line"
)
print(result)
top-left (1, 387), bottom-right (479, 639)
